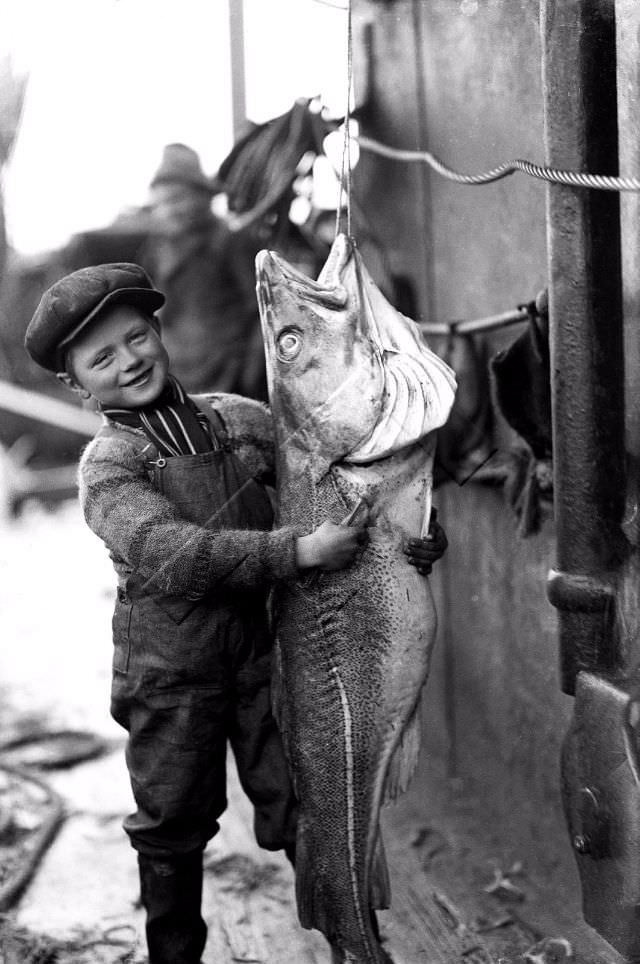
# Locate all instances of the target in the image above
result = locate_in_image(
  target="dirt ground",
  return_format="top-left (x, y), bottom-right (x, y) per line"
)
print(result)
top-left (0, 498), bottom-right (627, 964)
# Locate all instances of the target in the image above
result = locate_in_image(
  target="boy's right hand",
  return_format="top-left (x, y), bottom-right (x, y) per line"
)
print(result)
top-left (296, 521), bottom-right (368, 571)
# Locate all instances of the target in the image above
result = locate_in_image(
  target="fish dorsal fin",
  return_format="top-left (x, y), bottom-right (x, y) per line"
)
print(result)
top-left (346, 251), bottom-right (456, 464)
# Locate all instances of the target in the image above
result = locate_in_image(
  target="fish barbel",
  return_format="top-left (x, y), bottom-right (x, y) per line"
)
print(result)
top-left (256, 234), bottom-right (456, 963)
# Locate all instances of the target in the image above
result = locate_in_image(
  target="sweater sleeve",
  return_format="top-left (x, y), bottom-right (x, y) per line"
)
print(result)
top-left (78, 431), bottom-right (299, 597)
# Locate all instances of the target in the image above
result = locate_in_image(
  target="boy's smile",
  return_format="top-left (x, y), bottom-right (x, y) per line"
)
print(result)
top-left (60, 304), bottom-right (170, 408)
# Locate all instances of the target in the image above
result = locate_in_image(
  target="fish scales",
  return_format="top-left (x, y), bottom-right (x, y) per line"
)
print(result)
top-left (257, 234), bottom-right (456, 963)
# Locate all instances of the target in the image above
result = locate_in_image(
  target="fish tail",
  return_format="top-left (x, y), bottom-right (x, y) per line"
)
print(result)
top-left (296, 812), bottom-right (389, 962)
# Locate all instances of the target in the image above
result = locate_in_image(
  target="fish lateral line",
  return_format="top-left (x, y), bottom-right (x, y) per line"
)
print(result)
top-left (329, 663), bottom-right (379, 961)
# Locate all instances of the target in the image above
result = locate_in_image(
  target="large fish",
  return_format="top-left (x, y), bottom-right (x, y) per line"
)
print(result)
top-left (256, 234), bottom-right (456, 963)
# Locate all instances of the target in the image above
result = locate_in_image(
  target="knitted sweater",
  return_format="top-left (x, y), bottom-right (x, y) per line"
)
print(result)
top-left (78, 392), bottom-right (300, 597)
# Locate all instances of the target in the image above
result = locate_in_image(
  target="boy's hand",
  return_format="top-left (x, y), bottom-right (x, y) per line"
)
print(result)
top-left (296, 521), bottom-right (368, 571)
top-left (404, 517), bottom-right (448, 576)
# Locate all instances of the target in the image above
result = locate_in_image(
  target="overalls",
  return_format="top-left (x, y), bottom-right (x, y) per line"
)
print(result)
top-left (109, 408), bottom-right (297, 860)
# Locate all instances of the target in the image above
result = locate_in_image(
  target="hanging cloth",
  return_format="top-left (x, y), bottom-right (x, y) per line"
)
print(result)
top-left (101, 375), bottom-right (216, 457)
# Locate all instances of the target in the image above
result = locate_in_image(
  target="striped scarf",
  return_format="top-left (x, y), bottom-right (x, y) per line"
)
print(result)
top-left (101, 375), bottom-right (216, 457)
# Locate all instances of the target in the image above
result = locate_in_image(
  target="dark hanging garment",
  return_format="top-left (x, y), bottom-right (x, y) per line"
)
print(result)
top-left (490, 310), bottom-right (553, 536)
top-left (490, 310), bottom-right (552, 461)
top-left (432, 331), bottom-right (495, 487)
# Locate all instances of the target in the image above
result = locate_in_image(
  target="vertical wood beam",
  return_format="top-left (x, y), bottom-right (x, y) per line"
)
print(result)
top-left (228, 0), bottom-right (247, 142)
top-left (541, 0), bottom-right (625, 694)
top-left (616, 0), bottom-right (640, 535)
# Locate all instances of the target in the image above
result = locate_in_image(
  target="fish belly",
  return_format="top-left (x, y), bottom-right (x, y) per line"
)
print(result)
top-left (272, 459), bottom-right (437, 962)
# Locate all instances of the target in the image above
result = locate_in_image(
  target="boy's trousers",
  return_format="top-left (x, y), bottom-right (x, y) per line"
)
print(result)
top-left (110, 588), bottom-right (297, 857)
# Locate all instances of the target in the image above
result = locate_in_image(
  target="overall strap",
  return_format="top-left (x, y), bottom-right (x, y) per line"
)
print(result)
top-left (195, 403), bottom-right (231, 450)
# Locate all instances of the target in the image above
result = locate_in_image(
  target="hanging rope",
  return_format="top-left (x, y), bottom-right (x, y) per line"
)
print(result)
top-left (357, 135), bottom-right (640, 192)
top-left (312, 0), bottom-right (639, 192)
top-left (335, 0), bottom-right (354, 238)
top-left (419, 304), bottom-right (531, 337)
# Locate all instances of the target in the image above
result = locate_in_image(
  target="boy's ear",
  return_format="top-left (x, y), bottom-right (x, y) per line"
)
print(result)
top-left (56, 371), bottom-right (92, 400)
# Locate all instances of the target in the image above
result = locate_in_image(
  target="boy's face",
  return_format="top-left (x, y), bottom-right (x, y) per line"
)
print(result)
top-left (60, 304), bottom-right (170, 408)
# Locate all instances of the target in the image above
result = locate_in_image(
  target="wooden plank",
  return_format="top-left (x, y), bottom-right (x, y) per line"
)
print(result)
top-left (228, 0), bottom-right (247, 142)
top-left (0, 379), bottom-right (101, 436)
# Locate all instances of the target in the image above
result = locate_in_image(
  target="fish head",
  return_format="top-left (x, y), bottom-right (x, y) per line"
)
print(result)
top-left (256, 234), bottom-right (385, 474)
top-left (257, 233), bottom-right (457, 481)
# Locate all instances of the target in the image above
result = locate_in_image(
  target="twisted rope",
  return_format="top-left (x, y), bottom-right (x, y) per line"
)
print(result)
top-left (357, 135), bottom-right (640, 192)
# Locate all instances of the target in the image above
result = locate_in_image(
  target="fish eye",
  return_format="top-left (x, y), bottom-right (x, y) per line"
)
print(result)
top-left (276, 328), bottom-right (302, 362)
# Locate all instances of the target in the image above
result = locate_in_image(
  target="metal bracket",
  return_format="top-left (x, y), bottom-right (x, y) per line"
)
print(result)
top-left (562, 672), bottom-right (640, 958)
top-left (547, 570), bottom-right (617, 693)
top-left (547, 570), bottom-right (615, 614)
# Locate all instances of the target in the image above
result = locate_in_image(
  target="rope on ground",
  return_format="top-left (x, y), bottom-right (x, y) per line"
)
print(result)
top-left (0, 728), bottom-right (110, 770)
top-left (0, 763), bottom-right (65, 911)
top-left (0, 918), bottom-right (141, 964)
top-left (357, 134), bottom-right (640, 192)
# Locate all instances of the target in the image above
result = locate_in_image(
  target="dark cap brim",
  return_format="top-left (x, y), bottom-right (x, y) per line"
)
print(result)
top-left (57, 286), bottom-right (165, 367)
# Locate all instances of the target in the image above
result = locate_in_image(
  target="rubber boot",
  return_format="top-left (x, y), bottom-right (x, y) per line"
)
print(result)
top-left (138, 850), bottom-right (207, 964)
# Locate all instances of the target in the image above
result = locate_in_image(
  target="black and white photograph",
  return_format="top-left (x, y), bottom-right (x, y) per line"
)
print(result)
top-left (0, 1), bottom-right (637, 962)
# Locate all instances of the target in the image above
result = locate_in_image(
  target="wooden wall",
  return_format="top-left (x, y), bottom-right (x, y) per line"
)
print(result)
top-left (351, 0), bottom-right (574, 872)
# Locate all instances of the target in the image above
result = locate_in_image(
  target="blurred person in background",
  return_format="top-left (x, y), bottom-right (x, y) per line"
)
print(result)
top-left (145, 143), bottom-right (267, 400)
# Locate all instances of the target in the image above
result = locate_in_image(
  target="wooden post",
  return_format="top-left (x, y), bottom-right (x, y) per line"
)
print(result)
top-left (228, 0), bottom-right (247, 143)
top-left (616, 0), bottom-right (640, 524)
top-left (541, 0), bottom-right (625, 693)
top-left (541, 3), bottom-right (640, 957)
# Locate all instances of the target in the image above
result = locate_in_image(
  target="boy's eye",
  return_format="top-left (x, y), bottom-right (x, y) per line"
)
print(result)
top-left (92, 352), bottom-right (111, 367)
top-left (130, 329), bottom-right (148, 343)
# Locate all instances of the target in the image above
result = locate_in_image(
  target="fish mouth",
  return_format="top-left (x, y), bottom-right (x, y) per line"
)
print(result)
top-left (256, 248), bottom-right (348, 310)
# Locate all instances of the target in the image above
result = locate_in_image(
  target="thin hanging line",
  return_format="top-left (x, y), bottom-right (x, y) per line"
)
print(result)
top-left (335, 0), bottom-right (353, 239)
top-left (345, 0), bottom-right (353, 237)
top-left (411, 0), bottom-right (437, 328)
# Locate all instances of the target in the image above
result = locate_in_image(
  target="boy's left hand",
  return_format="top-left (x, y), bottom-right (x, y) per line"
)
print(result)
top-left (404, 517), bottom-right (448, 576)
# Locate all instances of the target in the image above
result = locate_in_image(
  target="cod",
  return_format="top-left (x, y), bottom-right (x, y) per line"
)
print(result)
top-left (256, 234), bottom-right (456, 963)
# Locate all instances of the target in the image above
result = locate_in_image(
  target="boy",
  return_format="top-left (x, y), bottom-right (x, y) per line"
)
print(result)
top-left (24, 262), bottom-right (447, 964)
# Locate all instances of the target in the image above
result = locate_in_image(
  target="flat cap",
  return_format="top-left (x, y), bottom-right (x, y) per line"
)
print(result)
top-left (25, 262), bottom-right (165, 372)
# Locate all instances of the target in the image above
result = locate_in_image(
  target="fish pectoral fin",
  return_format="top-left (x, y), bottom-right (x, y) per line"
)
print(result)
top-left (384, 703), bottom-right (422, 802)
top-left (370, 831), bottom-right (391, 910)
